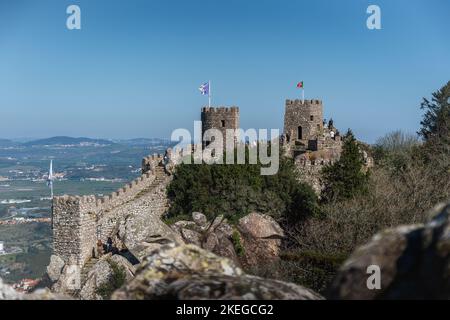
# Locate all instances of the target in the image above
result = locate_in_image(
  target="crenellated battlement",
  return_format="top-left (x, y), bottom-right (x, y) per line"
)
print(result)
top-left (295, 158), bottom-right (335, 167)
top-left (201, 106), bottom-right (239, 113)
top-left (52, 154), bottom-right (164, 269)
top-left (53, 172), bottom-right (157, 217)
top-left (286, 99), bottom-right (322, 106)
top-left (201, 106), bottom-right (240, 149)
top-left (142, 153), bottom-right (164, 174)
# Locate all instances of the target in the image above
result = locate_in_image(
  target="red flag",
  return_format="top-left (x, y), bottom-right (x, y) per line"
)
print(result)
top-left (297, 81), bottom-right (304, 88)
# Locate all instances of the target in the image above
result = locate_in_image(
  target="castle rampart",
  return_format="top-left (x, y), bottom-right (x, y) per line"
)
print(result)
top-left (52, 195), bottom-right (98, 267)
top-left (52, 154), bottom-right (164, 270)
top-left (142, 154), bottom-right (163, 174)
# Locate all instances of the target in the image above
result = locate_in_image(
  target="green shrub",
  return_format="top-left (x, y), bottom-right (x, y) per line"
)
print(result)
top-left (231, 230), bottom-right (245, 256)
top-left (166, 147), bottom-right (319, 224)
top-left (321, 130), bottom-right (370, 202)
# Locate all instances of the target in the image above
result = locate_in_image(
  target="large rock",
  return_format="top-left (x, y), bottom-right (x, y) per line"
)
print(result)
top-left (80, 258), bottom-right (113, 300)
top-left (238, 212), bottom-right (284, 239)
top-left (0, 278), bottom-right (21, 300)
top-left (79, 254), bottom-right (136, 300)
top-left (50, 256), bottom-right (82, 294)
top-left (237, 212), bottom-right (285, 267)
top-left (192, 212), bottom-right (208, 227)
top-left (110, 254), bottom-right (136, 282)
top-left (111, 243), bottom-right (322, 300)
top-left (171, 212), bottom-right (285, 267)
top-left (180, 228), bottom-right (202, 246)
top-left (328, 201), bottom-right (450, 300)
top-left (46, 255), bottom-right (65, 282)
top-left (172, 214), bottom-right (239, 264)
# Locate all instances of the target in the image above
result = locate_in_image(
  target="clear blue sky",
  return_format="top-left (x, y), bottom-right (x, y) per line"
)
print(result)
top-left (0, 0), bottom-right (449, 143)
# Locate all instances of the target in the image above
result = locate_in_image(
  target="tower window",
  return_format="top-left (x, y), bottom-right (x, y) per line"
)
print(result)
top-left (310, 115), bottom-right (314, 121)
top-left (221, 120), bottom-right (226, 127)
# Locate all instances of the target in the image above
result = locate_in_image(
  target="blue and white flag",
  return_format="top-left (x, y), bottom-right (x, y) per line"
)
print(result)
top-left (47, 160), bottom-right (53, 188)
top-left (199, 82), bottom-right (210, 96)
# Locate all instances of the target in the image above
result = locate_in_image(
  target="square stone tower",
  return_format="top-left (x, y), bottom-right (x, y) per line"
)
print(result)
top-left (201, 106), bottom-right (239, 150)
top-left (284, 99), bottom-right (324, 144)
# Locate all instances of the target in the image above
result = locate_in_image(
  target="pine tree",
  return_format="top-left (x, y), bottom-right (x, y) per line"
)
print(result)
top-left (418, 81), bottom-right (450, 170)
top-left (321, 129), bottom-right (369, 202)
top-left (419, 81), bottom-right (450, 143)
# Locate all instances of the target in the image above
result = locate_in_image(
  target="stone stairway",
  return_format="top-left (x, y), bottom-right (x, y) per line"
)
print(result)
top-left (134, 165), bottom-right (167, 199)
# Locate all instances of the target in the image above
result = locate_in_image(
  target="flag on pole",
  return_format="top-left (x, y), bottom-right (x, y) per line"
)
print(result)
top-left (47, 160), bottom-right (53, 187)
top-left (199, 81), bottom-right (211, 107)
top-left (47, 160), bottom-right (54, 198)
top-left (297, 81), bottom-right (305, 103)
top-left (199, 82), bottom-right (210, 96)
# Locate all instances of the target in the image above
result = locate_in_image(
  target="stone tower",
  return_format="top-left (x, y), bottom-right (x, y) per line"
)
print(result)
top-left (284, 99), bottom-right (324, 144)
top-left (201, 106), bottom-right (239, 149)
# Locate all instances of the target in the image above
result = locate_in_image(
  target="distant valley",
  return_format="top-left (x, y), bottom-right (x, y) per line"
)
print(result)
top-left (0, 136), bottom-right (173, 283)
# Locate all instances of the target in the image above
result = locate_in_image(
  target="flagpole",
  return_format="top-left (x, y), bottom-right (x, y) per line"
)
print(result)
top-left (302, 88), bottom-right (305, 104)
top-left (49, 160), bottom-right (54, 229)
top-left (208, 80), bottom-right (211, 108)
top-left (50, 160), bottom-right (54, 199)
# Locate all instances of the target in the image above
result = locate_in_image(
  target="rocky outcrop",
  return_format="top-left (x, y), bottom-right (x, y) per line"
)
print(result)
top-left (111, 243), bottom-right (323, 300)
top-left (237, 212), bottom-right (285, 268)
top-left (171, 212), bottom-right (284, 267)
top-left (328, 201), bottom-right (450, 300)
top-left (46, 254), bottom-right (65, 283)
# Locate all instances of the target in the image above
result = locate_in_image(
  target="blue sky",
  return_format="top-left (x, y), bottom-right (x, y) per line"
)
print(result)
top-left (0, 0), bottom-right (449, 143)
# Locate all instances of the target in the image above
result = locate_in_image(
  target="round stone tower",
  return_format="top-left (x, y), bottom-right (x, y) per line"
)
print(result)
top-left (201, 106), bottom-right (239, 149)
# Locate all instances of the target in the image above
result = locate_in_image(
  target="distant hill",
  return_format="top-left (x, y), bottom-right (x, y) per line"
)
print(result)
top-left (0, 139), bottom-right (17, 147)
top-left (23, 136), bottom-right (115, 147)
top-left (114, 138), bottom-right (172, 146)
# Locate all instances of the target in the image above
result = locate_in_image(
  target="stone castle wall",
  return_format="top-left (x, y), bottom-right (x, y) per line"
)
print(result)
top-left (52, 154), bottom-right (164, 268)
top-left (295, 158), bottom-right (336, 194)
top-left (142, 154), bottom-right (164, 174)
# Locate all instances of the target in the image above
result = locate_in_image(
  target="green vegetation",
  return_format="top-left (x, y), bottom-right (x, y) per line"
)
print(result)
top-left (165, 82), bottom-right (450, 295)
top-left (321, 129), bottom-right (370, 202)
top-left (272, 81), bottom-right (450, 293)
top-left (96, 260), bottom-right (127, 300)
top-left (231, 230), bottom-right (245, 257)
top-left (166, 149), bottom-right (320, 224)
